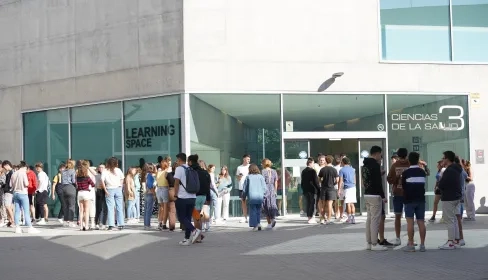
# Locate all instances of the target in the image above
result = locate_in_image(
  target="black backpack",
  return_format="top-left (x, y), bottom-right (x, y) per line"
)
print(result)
top-left (180, 166), bottom-right (201, 194)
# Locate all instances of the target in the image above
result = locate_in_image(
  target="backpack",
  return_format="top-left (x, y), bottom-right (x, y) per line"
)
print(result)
top-left (180, 166), bottom-right (200, 194)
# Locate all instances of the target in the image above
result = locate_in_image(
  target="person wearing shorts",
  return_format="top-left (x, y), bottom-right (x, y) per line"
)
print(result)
top-left (156, 161), bottom-right (171, 230)
top-left (338, 157), bottom-right (357, 224)
top-left (401, 152), bottom-right (427, 252)
top-left (318, 156), bottom-right (338, 224)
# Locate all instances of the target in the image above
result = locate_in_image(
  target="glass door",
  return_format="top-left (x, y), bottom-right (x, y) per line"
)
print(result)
top-left (282, 140), bottom-right (309, 216)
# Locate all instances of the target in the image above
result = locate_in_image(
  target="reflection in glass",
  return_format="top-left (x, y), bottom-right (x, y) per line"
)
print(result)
top-left (380, 0), bottom-right (451, 61)
top-left (189, 94), bottom-right (281, 217)
top-left (283, 94), bottom-right (385, 132)
top-left (386, 95), bottom-right (469, 211)
top-left (452, 0), bottom-right (488, 62)
top-left (123, 96), bottom-right (181, 168)
top-left (23, 109), bottom-right (69, 217)
top-left (71, 103), bottom-right (122, 168)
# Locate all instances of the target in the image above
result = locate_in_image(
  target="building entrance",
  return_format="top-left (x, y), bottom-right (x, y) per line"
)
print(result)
top-left (282, 132), bottom-right (387, 216)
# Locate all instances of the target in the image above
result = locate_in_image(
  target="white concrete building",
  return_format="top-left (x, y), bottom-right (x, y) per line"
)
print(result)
top-left (0, 0), bottom-right (486, 216)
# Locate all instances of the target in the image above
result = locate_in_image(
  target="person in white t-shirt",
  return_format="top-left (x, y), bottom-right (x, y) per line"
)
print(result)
top-left (100, 157), bottom-right (125, 230)
top-left (34, 162), bottom-right (49, 225)
top-left (236, 154), bottom-right (251, 223)
top-left (333, 157), bottom-right (344, 220)
top-left (173, 153), bottom-right (201, 246)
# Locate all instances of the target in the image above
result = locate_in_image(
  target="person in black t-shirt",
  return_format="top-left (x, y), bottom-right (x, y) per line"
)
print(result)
top-left (318, 155), bottom-right (339, 224)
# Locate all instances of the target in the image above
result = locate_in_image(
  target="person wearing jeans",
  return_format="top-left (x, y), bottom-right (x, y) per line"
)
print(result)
top-left (60, 160), bottom-right (77, 227)
top-left (438, 151), bottom-right (464, 250)
top-left (101, 157), bottom-right (125, 230)
top-left (143, 164), bottom-right (156, 229)
top-left (10, 161), bottom-right (40, 234)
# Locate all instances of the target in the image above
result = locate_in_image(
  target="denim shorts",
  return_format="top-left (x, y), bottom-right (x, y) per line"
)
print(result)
top-left (404, 202), bottom-right (425, 220)
top-left (195, 195), bottom-right (207, 211)
top-left (393, 196), bottom-right (404, 214)
top-left (156, 187), bottom-right (169, 203)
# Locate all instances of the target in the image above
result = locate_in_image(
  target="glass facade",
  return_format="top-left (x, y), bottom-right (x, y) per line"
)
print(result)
top-left (189, 94), bottom-right (281, 217)
top-left (380, 0), bottom-right (488, 62)
top-left (71, 103), bottom-right (122, 167)
top-left (22, 93), bottom-right (470, 216)
top-left (386, 94), bottom-right (469, 211)
top-left (283, 94), bottom-right (385, 132)
top-left (21, 95), bottom-right (181, 217)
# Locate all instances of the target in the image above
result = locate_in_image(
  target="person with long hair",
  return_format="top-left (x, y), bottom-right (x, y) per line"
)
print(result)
top-left (61, 159), bottom-right (77, 228)
top-left (76, 161), bottom-right (95, 231)
top-left (216, 166), bottom-right (233, 222)
top-left (100, 157), bottom-right (125, 231)
top-left (52, 163), bottom-right (66, 224)
top-left (242, 164), bottom-right (267, 231)
top-left (156, 159), bottom-right (171, 230)
top-left (429, 160), bottom-right (445, 223)
top-left (94, 164), bottom-right (108, 229)
top-left (463, 160), bottom-right (476, 221)
top-left (207, 164), bottom-right (219, 230)
top-left (165, 161), bottom-right (178, 231)
top-left (124, 167), bottom-right (137, 223)
top-left (143, 164), bottom-right (157, 229)
top-left (261, 158), bottom-right (278, 229)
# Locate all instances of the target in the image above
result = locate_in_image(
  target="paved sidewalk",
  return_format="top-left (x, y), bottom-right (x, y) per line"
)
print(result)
top-left (0, 215), bottom-right (487, 280)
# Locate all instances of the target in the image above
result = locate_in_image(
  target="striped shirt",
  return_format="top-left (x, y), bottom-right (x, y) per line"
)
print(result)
top-left (401, 165), bottom-right (426, 203)
top-left (76, 176), bottom-right (94, 192)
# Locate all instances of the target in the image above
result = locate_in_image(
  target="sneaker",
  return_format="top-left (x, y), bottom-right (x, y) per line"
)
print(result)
top-left (162, 225), bottom-right (169, 231)
top-left (195, 234), bottom-right (205, 243)
top-left (379, 239), bottom-right (394, 247)
top-left (15, 226), bottom-right (22, 234)
top-left (392, 238), bottom-right (401, 246)
top-left (419, 245), bottom-right (426, 252)
top-left (371, 244), bottom-right (388, 251)
top-left (191, 229), bottom-right (202, 244)
top-left (307, 219), bottom-right (317, 224)
top-left (0, 222), bottom-right (6, 227)
top-left (299, 210), bottom-right (305, 216)
top-left (428, 217), bottom-right (436, 223)
top-left (252, 226), bottom-right (259, 231)
top-left (439, 241), bottom-right (456, 250)
top-left (179, 239), bottom-right (191, 246)
top-left (402, 245), bottom-right (416, 252)
top-left (345, 217), bottom-right (352, 223)
top-left (366, 243), bottom-right (372, 250)
top-left (58, 219), bottom-right (64, 224)
top-left (455, 239), bottom-right (466, 247)
top-left (271, 219), bottom-right (276, 228)
top-left (37, 219), bottom-right (46, 225)
top-left (239, 218), bottom-right (246, 223)
top-left (257, 224), bottom-right (262, 231)
top-left (266, 224), bottom-right (273, 230)
top-left (351, 216), bottom-right (356, 224)
top-left (320, 219), bottom-right (326, 225)
top-left (27, 227), bottom-right (40, 234)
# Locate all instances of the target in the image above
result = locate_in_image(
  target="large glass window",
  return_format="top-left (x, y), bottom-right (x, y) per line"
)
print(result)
top-left (123, 95), bottom-right (181, 168)
top-left (23, 109), bottom-right (69, 217)
top-left (452, 0), bottom-right (488, 62)
top-left (386, 94), bottom-right (469, 211)
top-left (71, 103), bottom-right (122, 168)
top-left (190, 94), bottom-right (281, 217)
top-left (283, 94), bottom-right (385, 132)
top-left (380, 0), bottom-right (452, 61)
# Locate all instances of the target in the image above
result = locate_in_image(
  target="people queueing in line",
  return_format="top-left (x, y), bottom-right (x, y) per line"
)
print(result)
top-left (0, 147), bottom-right (476, 252)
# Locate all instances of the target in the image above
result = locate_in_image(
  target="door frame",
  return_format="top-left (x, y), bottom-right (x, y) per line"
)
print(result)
top-left (282, 131), bottom-right (389, 216)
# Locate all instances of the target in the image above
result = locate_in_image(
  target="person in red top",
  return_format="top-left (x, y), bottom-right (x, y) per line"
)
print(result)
top-left (27, 165), bottom-right (38, 223)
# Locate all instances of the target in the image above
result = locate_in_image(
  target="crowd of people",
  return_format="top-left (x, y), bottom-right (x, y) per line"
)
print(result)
top-left (0, 146), bottom-right (477, 249)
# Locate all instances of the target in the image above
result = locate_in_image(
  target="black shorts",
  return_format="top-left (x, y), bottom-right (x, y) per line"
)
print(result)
top-left (36, 191), bottom-right (48, 206)
top-left (28, 194), bottom-right (34, 205)
top-left (434, 188), bottom-right (441, 195)
top-left (319, 188), bottom-right (337, 201)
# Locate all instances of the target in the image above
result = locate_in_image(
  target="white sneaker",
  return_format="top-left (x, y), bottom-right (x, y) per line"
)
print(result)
top-left (307, 219), bottom-right (317, 224)
top-left (351, 216), bottom-right (356, 224)
top-left (179, 239), bottom-right (191, 246)
top-left (299, 210), bottom-right (305, 216)
top-left (371, 244), bottom-right (388, 251)
top-left (37, 219), bottom-right (46, 225)
top-left (191, 229), bottom-right (202, 244)
top-left (439, 241), bottom-right (456, 250)
top-left (239, 218), bottom-right (246, 223)
top-left (0, 221), bottom-right (6, 227)
top-left (320, 219), bottom-right (325, 225)
top-left (58, 219), bottom-right (64, 224)
top-left (456, 239), bottom-right (466, 247)
top-left (15, 226), bottom-right (22, 234)
top-left (392, 238), bottom-right (401, 246)
top-left (366, 243), bottom-right (372, 250)
top-left (27, 227), bottom-right (40, 234)
top-left (266, 224), bottom-right (273, 230)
